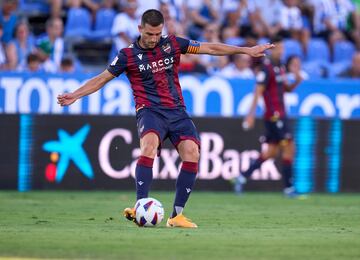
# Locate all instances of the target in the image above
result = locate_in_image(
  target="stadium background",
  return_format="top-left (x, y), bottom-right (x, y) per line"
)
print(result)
top-left (1, 0), bottom-right (360, 193)
top-left (1, 2), bottom-right (360, 260)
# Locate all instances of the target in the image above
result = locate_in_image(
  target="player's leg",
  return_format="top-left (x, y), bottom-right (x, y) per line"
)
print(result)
top-left (124, 109), bottom-right (166, 223)
top-left (167, 111), bottom-right (200, 228)
top-left (136, 132), bottom-right (159, 200)
top-left (280, 140), bottom-right (298, 197)
top-left (173, 140), bottom-right (199, 216)
top-left (242, 143), bottom-right (279, 178)
top-left (235, 120), bottom-right (281, 193)
top-left (167, 139), bottom-right (199, 228)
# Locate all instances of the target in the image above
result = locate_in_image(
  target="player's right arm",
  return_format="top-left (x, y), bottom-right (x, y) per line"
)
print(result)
top-left (57, 70), bottom-right (115, 106)
top-left (244, 84), bottom-right (264, 129)
top-left (243, 66), bottom-right (268, 129)
top-left (58, 50), bottom-right (127, 106)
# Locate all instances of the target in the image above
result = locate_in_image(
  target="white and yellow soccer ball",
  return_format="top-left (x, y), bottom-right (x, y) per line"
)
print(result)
top-left (135, 198), bottom-right (164, 227)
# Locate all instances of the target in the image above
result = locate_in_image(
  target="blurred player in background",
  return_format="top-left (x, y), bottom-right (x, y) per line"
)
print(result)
top-left (57, 9), bottom-right (274, 228)
top-left (235, 35), bottom-right (303, 198)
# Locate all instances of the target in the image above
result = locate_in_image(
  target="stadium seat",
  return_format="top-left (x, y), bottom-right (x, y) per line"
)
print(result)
top-left (328, 61), bottom-right (351, 78)
top-left (89, 8), bottom-right (116, 41)
top-left (225, 37), bottom-right (244, 46)
top-left (333, 41), bottom-right (355, 63)
top-left (303, 60), bottom-right (331, 79)
top-left (307, 38), bottom-right (330, 63)
top-left (65, 8), bottom-right (92, 39)
top-left (283, 39), bottom-right (303, 62)
top-left (19, 0), bottom-right (49, 14)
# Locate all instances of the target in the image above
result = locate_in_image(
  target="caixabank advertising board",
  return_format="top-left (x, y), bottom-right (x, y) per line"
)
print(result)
top-left (1, 114), bottom-right (359, 192)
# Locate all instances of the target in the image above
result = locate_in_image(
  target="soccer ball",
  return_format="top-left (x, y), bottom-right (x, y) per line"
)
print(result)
top-left (135, 197), bottom-right (164, 227)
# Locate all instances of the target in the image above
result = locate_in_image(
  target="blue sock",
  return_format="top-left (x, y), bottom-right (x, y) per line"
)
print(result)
top-left (172, 161), bottom-right (198, 218)
top-left (242, 156), bottom-right (265, 178)
top-left (282, 159), bottom-right (293, 188)
top-left (135, 156), bottom-right (154, 201)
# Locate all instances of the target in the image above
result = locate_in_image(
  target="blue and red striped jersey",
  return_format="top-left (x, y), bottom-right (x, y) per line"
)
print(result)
top-left (256, 59), bottom-right (287, 120)
top-left (107, 35), bottom-right (200, 110)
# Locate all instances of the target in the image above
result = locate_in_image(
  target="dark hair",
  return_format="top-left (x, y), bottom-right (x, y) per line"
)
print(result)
top-left (286, 55), bottom-right (300, 71)
top-left (141, 9), bottom-right (164, 27)
top-left (269, 35), bottom-right (283, 44)
top-left (46, 17), bottom-right (62, 28)
top-left (27, 53), bottom-right (40, 63)
top-left (61, 57), bottom-right (74, 67)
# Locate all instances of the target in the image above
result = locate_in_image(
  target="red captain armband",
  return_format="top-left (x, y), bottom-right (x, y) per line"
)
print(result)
top-left (186, 40), bottom-right (200, 54)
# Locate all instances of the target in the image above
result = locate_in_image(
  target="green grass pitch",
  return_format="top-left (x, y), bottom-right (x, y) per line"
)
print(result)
top-left (0, 191), bottom-right (359, 260)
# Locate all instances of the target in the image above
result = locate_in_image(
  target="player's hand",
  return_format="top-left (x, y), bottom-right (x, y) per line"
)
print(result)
top-left (247, 43), bottom-right (275, 57)
top-left (242, 116), bottom-right (255, 130)
top-left (57, 93), bottom-right (77, 106)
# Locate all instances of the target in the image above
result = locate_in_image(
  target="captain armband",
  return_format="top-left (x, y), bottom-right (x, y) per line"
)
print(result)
top-left (186, 40), bottom-right (200, 54)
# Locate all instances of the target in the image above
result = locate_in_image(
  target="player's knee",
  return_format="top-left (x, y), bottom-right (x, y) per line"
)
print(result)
top-left (183, 145), bottom-right (200, 162)
top-left (141, 142), bottom-right (158, 158)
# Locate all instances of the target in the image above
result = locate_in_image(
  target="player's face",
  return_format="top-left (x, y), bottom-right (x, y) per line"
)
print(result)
top-left (138, 23), bottom-right (163, 49)
top-left (270, 42), bottom-right (284, 62)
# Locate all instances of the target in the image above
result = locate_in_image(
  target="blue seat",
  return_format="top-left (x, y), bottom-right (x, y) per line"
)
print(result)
top-left (333, 41), bottom-right (355, 63)
top-left (283, 39), bottom-right (303, 61)
top-left (307, 38), bottom-right (330, 62)
top-left (65, 8), bottom-right (92, 38)
top-left (303, 60), bottom-right (331, 78)
top-left (19, 0), bottom-right (49, 14)
top-left (225, 37), bottom-right (244, 46)
top-left (88, 8), bottom-right (116, 41)
top-left (328, 61), bottom-right (351, 78)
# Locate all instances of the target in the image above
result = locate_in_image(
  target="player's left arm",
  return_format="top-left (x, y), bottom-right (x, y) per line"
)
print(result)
top-left (284, 71), bottom-right (303, 92)
top-left (197, 42), bottom-right (275, 57)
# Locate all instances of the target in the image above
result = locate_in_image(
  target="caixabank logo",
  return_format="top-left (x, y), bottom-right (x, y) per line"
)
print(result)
top-left (42, 124), bottom-right (94, 183)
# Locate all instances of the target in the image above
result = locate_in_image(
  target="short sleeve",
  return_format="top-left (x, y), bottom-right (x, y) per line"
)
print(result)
top-left (256, 66), bottom-right (269, 86)
top-left (175, 36), bottom-right (200, 54)
top-left (106, 50), bottom-right (127, 77)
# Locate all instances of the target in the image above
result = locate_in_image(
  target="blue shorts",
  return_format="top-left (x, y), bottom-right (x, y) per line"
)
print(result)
top-left (262, 118), bottom-right (293, 144)
top-left (136, 107), bottom-right (200, 152)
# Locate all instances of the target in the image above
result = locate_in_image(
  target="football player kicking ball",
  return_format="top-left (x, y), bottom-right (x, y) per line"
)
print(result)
top-left (57, 9), bottom-right (274, 228)
top-left (235, 36), bottom-right (303, 198)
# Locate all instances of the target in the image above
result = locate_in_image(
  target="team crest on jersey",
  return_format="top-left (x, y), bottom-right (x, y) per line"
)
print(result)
top-left (162, 43), bottom-right (171, 53)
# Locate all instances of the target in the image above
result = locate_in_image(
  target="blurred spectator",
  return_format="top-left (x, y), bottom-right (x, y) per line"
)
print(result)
top-left (220, 54), bottom-right (254, 79)
top-left (277, 0), bottom-right (310, 54)
top-left (111, 0), bottom-right (139, 50)
top-left (339, 51), bottom-right (360, 78)
top-left (174, 21), bottom-right (206, 74)
top-left (160, 0), bottom-right (186, 22)
top-left (0, 24), bottom-right (6, 69)
top-left (222, 0), bottom-right (253, 40)
top-left (248, 0), bottom-right (283, 38)
top-left (25, 53), bottom-right (42, 72)
top-left (5, 20), bottom-right (35, 70)
top-left (49, 0), bottom-right (63, 17)
top-left (164, 18), bottom-right (182, 35)
top-left (159, 0), bottom-right (172, 22)
top-left (60, 56), bottom-right (75, 73)
top-left (136, 0), bottom-right (159, 17)
top-left (66, 0), bottom-right (101, 16)
top-left (310, 0), bottom-right (360, 55)
top-left (35, 17), bottom-right (64, 73)
top-left (0, 0), bottom-right (18, 45)
top-left (187, 0), bottom-right (221, 40)
top-left (286, 55), bottom-right (309, 81)
top-left (198, 23), bottom-right (229, 74)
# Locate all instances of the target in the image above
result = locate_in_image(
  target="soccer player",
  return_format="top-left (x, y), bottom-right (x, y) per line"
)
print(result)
top-left (235, 35), bottom-right (303, 198)
top-left (57, 9), bottom-right (274, 228)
